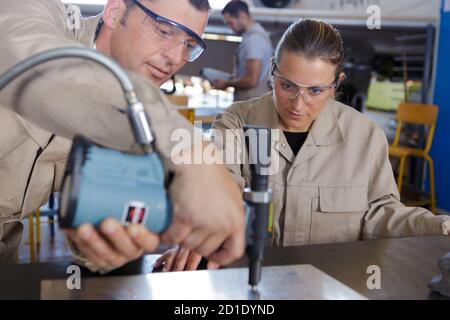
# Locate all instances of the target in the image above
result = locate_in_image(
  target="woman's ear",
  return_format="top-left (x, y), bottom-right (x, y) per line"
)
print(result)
top-left (267, 58), bottom-right (276, 88)
top-left (103, 0), bottom-right (127, 29)
top-left (338, 72), bottom-right (347, 83)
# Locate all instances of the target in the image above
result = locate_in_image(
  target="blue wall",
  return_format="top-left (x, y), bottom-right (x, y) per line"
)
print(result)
top-left (431, 1), bottom-right (450, 210)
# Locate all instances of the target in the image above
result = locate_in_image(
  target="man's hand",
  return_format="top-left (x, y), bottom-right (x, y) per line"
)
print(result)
top-left (63, 218), bottom-right (159, 271)
top-left (163, 163), bottom-right (246, 266)
top-left (153, 245), bottom-right (220, 272)
top-left (212, 79), bottom-right (228, 90)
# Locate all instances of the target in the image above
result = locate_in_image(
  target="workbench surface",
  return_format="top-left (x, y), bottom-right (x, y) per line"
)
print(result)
top-left (1, 236), bottom-right (449, 300)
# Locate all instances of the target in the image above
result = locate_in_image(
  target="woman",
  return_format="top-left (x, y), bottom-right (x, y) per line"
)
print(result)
top-left (155, 19), bottom-right (450, 272)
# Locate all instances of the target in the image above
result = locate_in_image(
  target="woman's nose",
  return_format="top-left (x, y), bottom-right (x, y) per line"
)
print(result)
top-left (292, 92), bottom-right (308, 110)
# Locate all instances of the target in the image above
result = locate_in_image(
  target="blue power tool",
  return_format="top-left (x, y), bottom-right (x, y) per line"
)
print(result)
top-left (0, 47), bottom-right (170, 233)
top-left (58, 135), bottom-right (172, 233)
top-left (0, 48), bottom-right (273, 292)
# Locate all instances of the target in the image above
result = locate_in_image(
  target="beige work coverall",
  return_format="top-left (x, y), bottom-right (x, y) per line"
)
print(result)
top-left (212, 93), bottom-right (450, 247)
top-left (0, 0), bottom-right (194, 264)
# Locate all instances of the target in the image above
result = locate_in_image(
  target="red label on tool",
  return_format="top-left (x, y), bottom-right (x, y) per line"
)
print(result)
top-left (121, 201), bottom-right (149, 225)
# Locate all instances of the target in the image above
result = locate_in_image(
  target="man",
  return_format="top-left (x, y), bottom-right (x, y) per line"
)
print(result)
top-left (0, 0), bottom-right (245, 272)
top-left (213, 0), bottom-right (272, 101)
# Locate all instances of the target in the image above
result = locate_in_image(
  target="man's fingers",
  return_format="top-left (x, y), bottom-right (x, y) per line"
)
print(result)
top-left (65, 221), bottom-right (158, 272)
top-left (76, 224), bottom-right (126, 267)
top-left (66, 227), bottom-right (110, 269)
top-left (194, 233), bottom-right (226, 258)
top-left (161, 220), bottom-right (192, 245)
top-left (77, 245), bottom-right (110, 270)
top-left (127, 224), bottom-right (160, 253)
top-left (181, 228), bottom-right (209, 251)
top-left (100, 219), bottom-right (142, 260)
top-left (208, 229), bottom-right (245, 266)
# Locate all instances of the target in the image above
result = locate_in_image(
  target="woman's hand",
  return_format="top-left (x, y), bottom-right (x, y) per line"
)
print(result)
top-left (153, 245), bottom-right (221, 272)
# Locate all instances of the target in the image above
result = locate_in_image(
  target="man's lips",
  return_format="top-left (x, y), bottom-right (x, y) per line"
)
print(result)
top-left (145, 63), bottom-right (169, 79)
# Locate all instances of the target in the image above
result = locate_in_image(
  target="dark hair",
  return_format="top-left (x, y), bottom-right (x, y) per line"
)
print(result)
top-left (221, 0), bottom-right (250, 17)
top-left (189, 0), bottom-right (211, 11)
top-left (273, 19), bottom-right (345, 77)
top-left (121, 0), bottom-right (210, 24)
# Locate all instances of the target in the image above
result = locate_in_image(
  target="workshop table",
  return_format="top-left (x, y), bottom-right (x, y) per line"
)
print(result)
top-left (0, 236), bottom-right (448, 300)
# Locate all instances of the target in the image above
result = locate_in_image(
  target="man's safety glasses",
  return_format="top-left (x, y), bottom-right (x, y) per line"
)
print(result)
top-left (133, 0), bottom-right (206, 62)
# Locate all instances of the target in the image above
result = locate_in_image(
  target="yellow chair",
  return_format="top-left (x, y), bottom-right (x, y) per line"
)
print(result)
top-left (389, 102), bottom-right (438, 213)
top-left (165, 94), bottom-right (195, 124)
top-left (27, 210), bottom-right (37, 262)
top-left (177, 108), bottom-right (196, 124)
top-left (27, 194), bottom-right (57, 262)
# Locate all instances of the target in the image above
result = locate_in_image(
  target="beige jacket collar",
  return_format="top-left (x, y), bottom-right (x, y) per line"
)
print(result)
top-left (309, 99), bottom-right (344, 147)
top-left (78, 14), bottom-right (103, 48)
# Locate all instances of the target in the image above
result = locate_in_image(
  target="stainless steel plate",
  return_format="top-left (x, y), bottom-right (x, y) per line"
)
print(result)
top-left (41, 264), bottom-right (366, 300)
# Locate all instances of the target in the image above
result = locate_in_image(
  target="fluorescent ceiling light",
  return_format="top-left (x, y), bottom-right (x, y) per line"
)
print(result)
top-left (204, 33), bottom-right (242, 42)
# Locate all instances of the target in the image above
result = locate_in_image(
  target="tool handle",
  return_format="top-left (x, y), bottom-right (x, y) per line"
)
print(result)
top-left (248, 202), bottom-right (270, 287)
top-left (243, 125), bottom-right (272, 290)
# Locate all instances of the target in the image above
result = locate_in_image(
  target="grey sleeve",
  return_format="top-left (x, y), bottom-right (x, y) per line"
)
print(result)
top-left (242, 33), bottom-right (270, 61)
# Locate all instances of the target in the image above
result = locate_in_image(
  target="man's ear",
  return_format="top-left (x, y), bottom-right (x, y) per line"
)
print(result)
top-left (237, 11), bottom-right (247, 22)
top-left (103, 0), bottom-right (128, 29)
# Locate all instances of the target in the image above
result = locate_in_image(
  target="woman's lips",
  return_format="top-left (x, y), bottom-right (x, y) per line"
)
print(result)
top-left (287, 110), bottom-right (306, 119)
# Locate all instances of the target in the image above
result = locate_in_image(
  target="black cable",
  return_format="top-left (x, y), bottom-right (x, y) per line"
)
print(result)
top-left (0, 47), bottom-right (154, 147)
top-left (0, 47), bottom-right (136, 103)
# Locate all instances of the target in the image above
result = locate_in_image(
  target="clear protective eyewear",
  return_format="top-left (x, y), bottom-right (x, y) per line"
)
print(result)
top-left (271, 69), bottom-right (339, 104)
top-left (133, 0), bottom-right (206, 62)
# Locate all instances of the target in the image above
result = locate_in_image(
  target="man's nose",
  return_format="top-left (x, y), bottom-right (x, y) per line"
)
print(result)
top-left (162, 42), bottom-right (185, 66)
